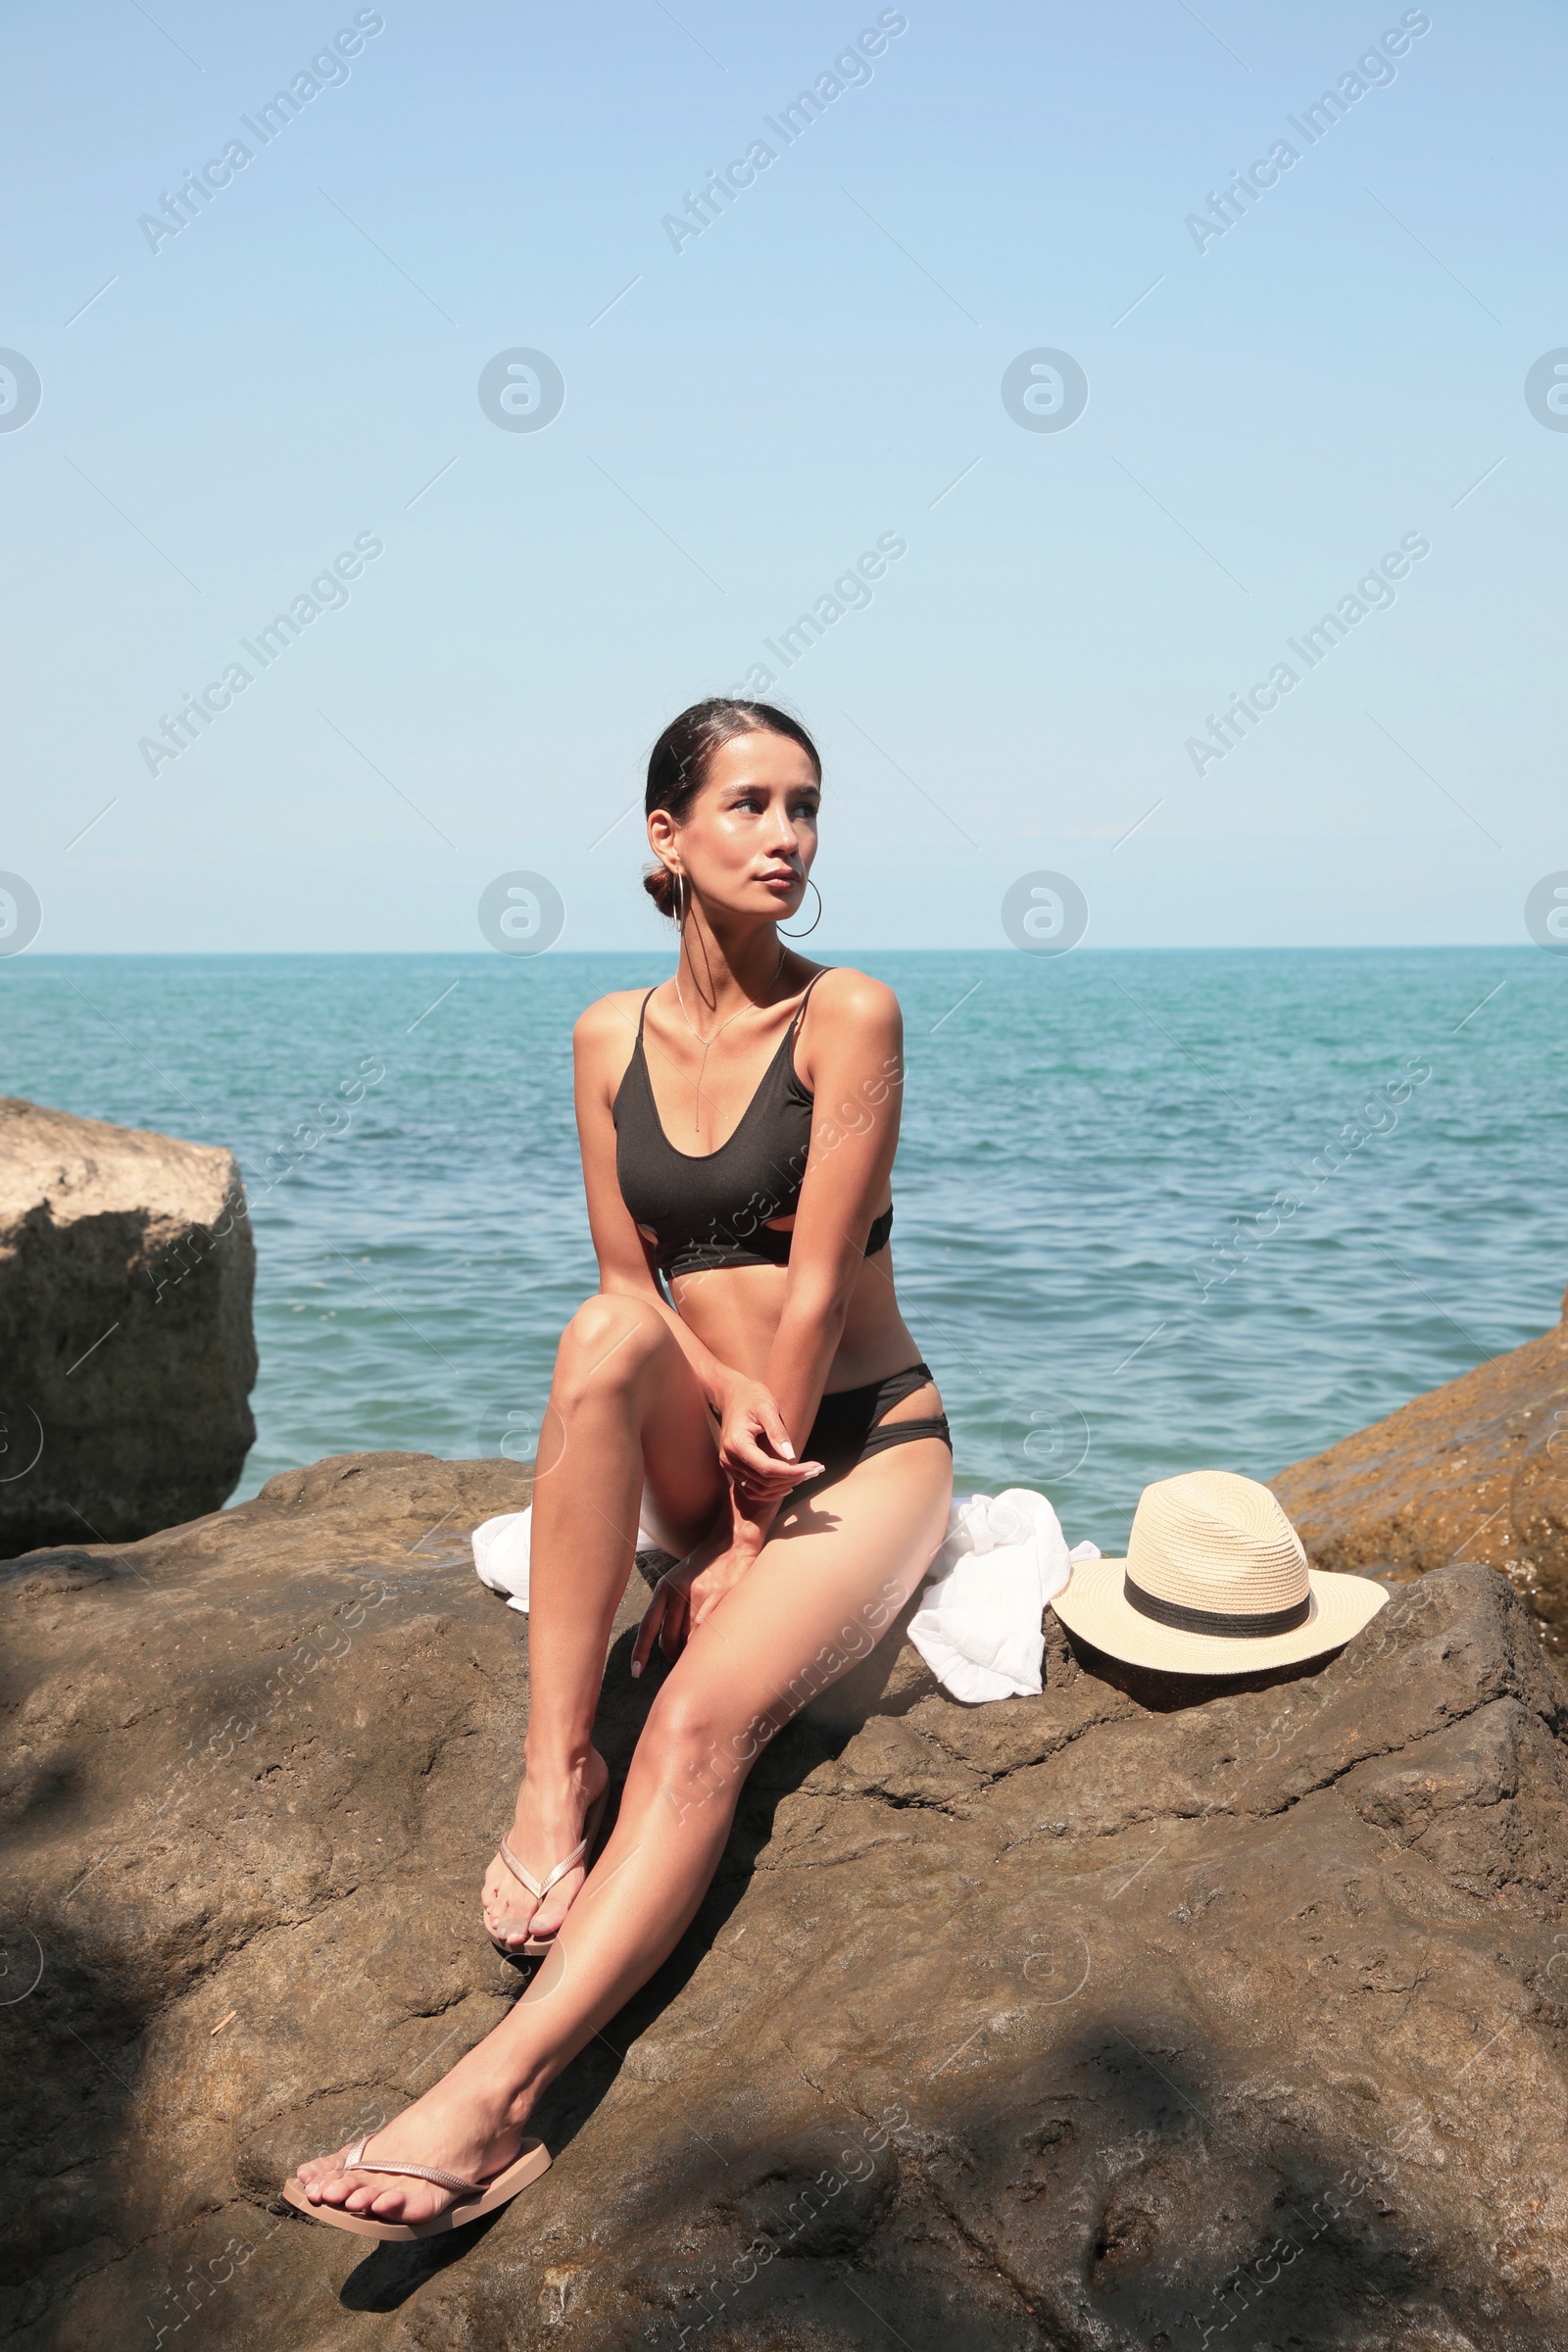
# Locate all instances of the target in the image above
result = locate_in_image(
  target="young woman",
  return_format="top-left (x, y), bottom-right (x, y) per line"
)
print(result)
top-left (289, 699), bottom-right (953, 2234)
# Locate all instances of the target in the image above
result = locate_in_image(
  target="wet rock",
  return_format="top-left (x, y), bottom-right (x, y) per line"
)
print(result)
top-left (3, 1450), bottom-right (1566, 2350)
top-left (0, 1098), bottom-right (257, 1556)
top-left (1274, 1280), bottom-right (1568, 1653)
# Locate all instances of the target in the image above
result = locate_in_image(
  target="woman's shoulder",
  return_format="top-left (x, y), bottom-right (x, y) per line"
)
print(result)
top-left (573, 986), bottom-right (655, 1060)
top-left (802, 963), bottom-right (901, 1027)
top-left (798, 964), bottom-right (902, 1056)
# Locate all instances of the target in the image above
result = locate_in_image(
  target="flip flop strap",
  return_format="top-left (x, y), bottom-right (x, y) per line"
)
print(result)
top-left (498, 1831), bottom-right (587, 1903)
top-left (348, 2133), bottom-right (479, 2197)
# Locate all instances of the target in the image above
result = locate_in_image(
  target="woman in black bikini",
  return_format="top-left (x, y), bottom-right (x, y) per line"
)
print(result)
top-left (291, 699), bottom-right (953, 2233)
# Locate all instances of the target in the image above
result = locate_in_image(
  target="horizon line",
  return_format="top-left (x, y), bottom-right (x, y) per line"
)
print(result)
top-left (0, 942), bottom-right (1545, 960)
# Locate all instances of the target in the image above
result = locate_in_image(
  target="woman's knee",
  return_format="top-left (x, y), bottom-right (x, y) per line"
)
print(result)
top-left (640, 1682), bottom-right (776, 1819)
top-left (553, 1295), bottom-right (664, 1409)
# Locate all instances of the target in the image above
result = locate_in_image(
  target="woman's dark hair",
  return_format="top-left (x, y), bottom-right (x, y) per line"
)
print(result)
top-left (642, 699), bottom-right (821, 918)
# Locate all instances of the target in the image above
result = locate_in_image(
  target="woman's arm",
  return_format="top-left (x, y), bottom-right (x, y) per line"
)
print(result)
top-left (762, 970), bottom-right (904, 1443)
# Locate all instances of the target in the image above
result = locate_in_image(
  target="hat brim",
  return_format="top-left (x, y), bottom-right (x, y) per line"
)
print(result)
top-left (1052, 1556), bottom-right (1388, 1677)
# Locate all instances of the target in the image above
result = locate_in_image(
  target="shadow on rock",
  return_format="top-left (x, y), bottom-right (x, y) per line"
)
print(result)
top-left (0, 1914), bottom-right (147, 2345)
top-left (337, 2202), bottom-right (509, 2312)
top-left (604, 2013), bottom-right (1541, 2351)
top-left (1059, 1623), bottom-right (1356, 1713)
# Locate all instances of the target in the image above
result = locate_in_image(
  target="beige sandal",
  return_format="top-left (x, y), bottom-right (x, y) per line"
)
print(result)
top-left (489, 1786), bottom-right (610, 1958)
top-left (283, 2128), bottom-right (551, 2241)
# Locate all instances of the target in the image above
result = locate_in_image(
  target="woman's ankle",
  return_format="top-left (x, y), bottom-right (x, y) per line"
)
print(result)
top-left (434, 2046), bottom-right (542, 2146)
top-left (519, 1740), bottom-right (602, 1794)
top-left (498, 2070), bottom-right (550, 2135)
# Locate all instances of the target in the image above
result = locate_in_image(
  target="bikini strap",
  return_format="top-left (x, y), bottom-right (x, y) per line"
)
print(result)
top-left (868, 1360), bottom-right (936, 1427)
top-left (790, 969), bottom-right (830, 1037)
top-left (635, 988), bottom-right (656, 1044)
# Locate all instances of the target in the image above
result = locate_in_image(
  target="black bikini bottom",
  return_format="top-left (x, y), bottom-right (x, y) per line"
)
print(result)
top-left (789, 1360), bottom-right (952, 1503)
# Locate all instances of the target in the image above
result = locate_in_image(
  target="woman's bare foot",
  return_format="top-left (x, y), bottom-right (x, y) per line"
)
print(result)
top-left (482, 1746), bottom-right (609, 1950)
top-left (293, 2064), bottom-right (527, 2226)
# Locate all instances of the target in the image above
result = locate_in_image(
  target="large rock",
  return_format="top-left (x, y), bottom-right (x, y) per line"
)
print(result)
top-left (0, 1098), bottom-right (257, 1556)
top-left (1274, 1282), bottom-right (1568, 1654)
top-left (4, 1449), bottom-right (1567, 2350)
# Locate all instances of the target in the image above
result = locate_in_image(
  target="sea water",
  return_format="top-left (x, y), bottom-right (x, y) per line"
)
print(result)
top-left (7, 949), bottom-right (1565, 1553)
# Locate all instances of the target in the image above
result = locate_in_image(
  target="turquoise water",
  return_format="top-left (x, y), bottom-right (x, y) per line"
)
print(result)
top-left (6, 951), bottom-right (1565, 1552)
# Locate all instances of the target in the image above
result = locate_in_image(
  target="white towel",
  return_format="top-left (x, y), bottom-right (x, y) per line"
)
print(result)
top-left (471, 1496), bottom-right (674, 1616)
top-left (907, 1492), bottom-right (1100, 1705)
top-left (471, 1487), bottom-right (1099, 1704)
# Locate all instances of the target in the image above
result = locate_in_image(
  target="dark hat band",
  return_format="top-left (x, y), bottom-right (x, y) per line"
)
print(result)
top-left (1123, 1572), bottom-right (1311, 1639)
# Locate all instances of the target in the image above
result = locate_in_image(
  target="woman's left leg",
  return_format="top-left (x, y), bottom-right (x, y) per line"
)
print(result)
top-left (295, 1436), bottom-right (952, 2223)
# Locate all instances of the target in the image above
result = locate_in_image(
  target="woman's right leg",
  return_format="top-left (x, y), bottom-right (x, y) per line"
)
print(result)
top-left (482, 1294), bottom-right (723, 1948)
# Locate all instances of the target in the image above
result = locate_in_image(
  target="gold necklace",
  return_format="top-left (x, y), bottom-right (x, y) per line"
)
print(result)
top-left (671, 946), bottom-right (787, 1136)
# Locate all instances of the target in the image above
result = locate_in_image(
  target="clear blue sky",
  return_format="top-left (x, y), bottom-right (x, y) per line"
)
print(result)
top-left (3, 0), bottom-right (1563, 952)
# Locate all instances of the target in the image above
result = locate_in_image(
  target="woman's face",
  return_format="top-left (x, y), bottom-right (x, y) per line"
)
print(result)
top-left (651, 730), bottom-right (820, 925)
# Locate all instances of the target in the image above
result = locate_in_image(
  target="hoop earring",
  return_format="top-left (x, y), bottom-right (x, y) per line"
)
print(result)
top-left (668, 870), bottom-right (685, 927)
top-left (779, 878), bottom-right (822, 938)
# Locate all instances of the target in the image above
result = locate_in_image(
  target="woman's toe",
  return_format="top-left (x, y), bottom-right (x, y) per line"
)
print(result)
top-left (530, 1874), bottom-right (580, 1940)
top-left (483, 1857), bottom-right (534, 1945)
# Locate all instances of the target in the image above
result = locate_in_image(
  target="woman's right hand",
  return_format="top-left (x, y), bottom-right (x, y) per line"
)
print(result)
top-left (713, 1376), bottom-right (820, 1505)
top-left (631, 1524), bottom-right (741, 1674)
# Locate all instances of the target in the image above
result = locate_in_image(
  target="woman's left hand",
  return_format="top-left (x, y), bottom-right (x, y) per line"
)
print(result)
top-left (714, 1376), bottom-right (820, 1506)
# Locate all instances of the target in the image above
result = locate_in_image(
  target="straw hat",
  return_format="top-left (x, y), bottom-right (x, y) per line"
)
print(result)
top-left (1053, 1469), bottom-right (1387, 1676)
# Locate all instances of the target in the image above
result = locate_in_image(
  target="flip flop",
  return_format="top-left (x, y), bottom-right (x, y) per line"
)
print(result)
top-left (283, 2129), bottom-right (551, 2241)
top-left (488, 1783), bottom-right (611, 1958)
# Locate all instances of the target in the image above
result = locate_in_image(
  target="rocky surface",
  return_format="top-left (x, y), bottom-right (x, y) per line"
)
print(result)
top-left (0, 1098), bottom-right (257, 1557)
top-left (5, 1448), bottom-right (1568, 2350)
top-left (1275, 1281), bottom-right (1568, 1655)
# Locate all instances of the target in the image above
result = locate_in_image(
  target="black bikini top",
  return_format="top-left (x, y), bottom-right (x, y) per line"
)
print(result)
top-left (612, 975), bottom-right (894, 1282)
